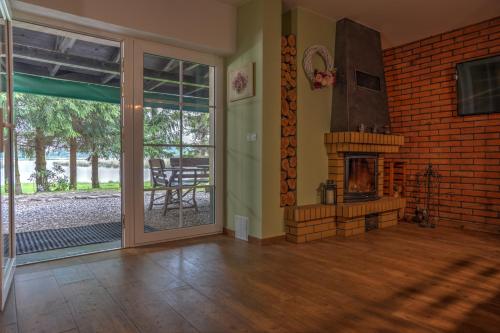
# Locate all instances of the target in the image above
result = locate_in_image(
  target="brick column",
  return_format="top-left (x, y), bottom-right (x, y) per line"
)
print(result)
top-left (328, 152), bottom-right (344, 203)
top-left (378, 157), bottom-right (384, 197)
top-left (284, 205), bottom-right (337, 243)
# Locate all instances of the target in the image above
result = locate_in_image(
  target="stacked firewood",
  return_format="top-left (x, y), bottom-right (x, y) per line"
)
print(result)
top-left (280, 34), bottom-right (297, 207)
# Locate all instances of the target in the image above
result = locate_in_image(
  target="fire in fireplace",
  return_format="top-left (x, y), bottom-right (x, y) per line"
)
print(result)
top-left (344, 153), bottom-right (379, 202)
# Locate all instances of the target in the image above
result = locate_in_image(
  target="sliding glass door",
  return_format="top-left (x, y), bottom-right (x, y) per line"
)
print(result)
top-left (133, 41), bottom-right (222, 244)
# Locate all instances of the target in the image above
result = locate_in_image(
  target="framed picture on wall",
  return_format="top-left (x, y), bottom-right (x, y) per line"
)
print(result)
top-left (228, 62), bottom-right (254, 102)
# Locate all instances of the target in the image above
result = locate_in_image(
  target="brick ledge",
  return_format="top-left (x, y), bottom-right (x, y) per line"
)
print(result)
top-left (336, 197), bottom-right (406, 218)
top-left (325, 132), bottom-right (404, 145)
top-left (284, 197), bottom-right (407, 243)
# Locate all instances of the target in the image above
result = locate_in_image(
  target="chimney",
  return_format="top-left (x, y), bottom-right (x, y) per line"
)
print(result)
top-left (331, 18), bottom-right (390, 132)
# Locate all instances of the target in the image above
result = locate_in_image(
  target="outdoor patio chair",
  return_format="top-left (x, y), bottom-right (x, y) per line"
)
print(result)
top-left (148, 159), bottom-right (176, 215)
top-left (168, 158), bottom-right (210, 213)
top-left (148, 158), bottom-right (209, 216)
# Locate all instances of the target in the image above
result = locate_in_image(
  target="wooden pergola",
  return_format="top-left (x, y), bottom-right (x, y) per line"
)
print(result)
top-left (8, 22), bottom-right (210, 109)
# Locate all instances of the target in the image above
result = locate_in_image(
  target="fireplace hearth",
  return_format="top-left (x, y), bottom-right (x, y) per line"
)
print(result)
top-left (344, 153), bottom-right (379, 202)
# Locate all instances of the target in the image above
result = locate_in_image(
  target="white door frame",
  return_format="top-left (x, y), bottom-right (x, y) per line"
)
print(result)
top-left (131, 39), bottom-right (224, 245)
top-left (9, 19), bottom-right (135, 249)
top-left (9, 13), bottom-right (135, 249)
top-left (0, 13), bottom-right (15, 311)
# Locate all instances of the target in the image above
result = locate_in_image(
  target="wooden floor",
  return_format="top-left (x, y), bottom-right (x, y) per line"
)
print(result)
top-left (1, 224), bottom-right (499, 333)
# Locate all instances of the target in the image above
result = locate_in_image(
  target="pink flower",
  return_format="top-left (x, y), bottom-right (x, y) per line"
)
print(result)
top-left (232, 71), bottom-right (248, 93)
top-left (311, 69), bottom-right (336, 89)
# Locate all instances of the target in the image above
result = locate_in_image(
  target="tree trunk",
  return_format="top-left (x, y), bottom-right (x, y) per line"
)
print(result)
top-left (14, 132), bottom-right (22, 195)
top-left (91, 150), bottom-right (99, 189)
top-left (34, 129), bottom-right (48, 192)
top-left (69, 138), bottom-right (77, 190)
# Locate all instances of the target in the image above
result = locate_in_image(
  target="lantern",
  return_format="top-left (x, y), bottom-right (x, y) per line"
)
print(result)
top-left (321, 180), bottom-right (337, 205)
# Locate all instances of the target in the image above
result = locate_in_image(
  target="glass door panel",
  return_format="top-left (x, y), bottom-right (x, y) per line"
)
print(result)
top-left (134, 41), bottom-right (220, 244)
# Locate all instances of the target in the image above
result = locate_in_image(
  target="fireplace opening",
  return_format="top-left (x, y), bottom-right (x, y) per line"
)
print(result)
top-left (344, 153), bottom-right (379, 202)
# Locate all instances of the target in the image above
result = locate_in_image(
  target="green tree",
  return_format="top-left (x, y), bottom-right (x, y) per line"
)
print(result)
top-left (143, 107), bottom-right (181, 161)
top-left (141, 107), bottom-right (210, 160)
top-left (15, 93), bottom-right (92, 192)
top-left (52, 99), bottom-right (90, 189)
top-left (15, 93), bottom-right (62, 191)
top-left (180, 110), bottom-right (210, 160)
top-left (183, 112), bottom-right (210, 145)
top-left (76, 101), bottom-right (120, 188)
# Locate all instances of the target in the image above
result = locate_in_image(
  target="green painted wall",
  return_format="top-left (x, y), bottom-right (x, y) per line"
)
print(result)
top-left (291, 8), bottom-right (336, 205)
top-left (260, 0), bottom-right (283, 238)
top-left (225, 0), bottom-right (283, 239)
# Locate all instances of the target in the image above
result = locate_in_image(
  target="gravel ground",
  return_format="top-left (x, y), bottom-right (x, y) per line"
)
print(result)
top-left (8, 189), bottom-right (212, 233)
top-left (144, 191), bottom-right (212, 231)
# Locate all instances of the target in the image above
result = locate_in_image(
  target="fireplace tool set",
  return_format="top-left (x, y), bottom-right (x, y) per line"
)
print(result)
top-left (414, 163), bottom-right (441, 228)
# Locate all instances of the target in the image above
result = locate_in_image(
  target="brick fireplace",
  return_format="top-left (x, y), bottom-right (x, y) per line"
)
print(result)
top-left (325, 132), bottom-right (403, 201)
top-left (284, 132), bottom-right (406, 243)
top-left (284, 19), bottom-right (408, 243)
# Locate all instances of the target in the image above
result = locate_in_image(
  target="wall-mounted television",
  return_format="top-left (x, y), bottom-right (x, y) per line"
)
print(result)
top-left (456, 55), bottom-right (500, 116)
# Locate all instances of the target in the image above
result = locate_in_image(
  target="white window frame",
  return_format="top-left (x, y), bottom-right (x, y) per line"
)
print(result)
top-left (132, 39), bottom-right (223, 245)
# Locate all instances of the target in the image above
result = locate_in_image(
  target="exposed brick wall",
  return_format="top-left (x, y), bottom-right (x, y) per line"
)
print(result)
top-left (383, 17), bottom-right (500, 234)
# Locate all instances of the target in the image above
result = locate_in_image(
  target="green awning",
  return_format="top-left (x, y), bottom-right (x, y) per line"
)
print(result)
top-left (7, 72), bottom-right (209, 112)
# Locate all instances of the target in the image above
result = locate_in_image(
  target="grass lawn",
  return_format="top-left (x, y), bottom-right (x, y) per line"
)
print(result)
top-left (2, 182), bottom-right (123, 195)
top-left (2, 181), bottom-right (156, 194)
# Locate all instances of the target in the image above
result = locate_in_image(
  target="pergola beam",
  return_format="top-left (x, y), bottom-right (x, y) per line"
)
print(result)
top-left (185, 86), bottom-right (207, 97)
top-left (149, 59), bottom-right (179, 91)
top-left (100, 50), bottom-right (121, 84)
top-left (49, 36), bottom-right (76, 77)
top-left (164, 59), bottom-right (177, 72)
top-left (12, 43), bottom-right (207, 88)
top-left (184, 63), bottom-right (199, 72)
top-left (13, 43), bottom-right (119, 75)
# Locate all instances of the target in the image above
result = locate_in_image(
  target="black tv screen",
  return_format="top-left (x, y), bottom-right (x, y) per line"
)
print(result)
top-left (457, 55), bottom-right (500, 116)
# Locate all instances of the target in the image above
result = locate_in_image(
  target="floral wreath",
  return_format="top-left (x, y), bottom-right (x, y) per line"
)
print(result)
top-left (303, 45), bottom-right (336, 89)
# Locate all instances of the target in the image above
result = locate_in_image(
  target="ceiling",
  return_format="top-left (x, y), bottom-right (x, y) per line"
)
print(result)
top-left (217, 0), bottom-right (500, 48)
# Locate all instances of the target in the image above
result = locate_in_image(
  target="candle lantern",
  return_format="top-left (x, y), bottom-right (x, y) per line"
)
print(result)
top-left (321, 180), bottom-right (337, 205)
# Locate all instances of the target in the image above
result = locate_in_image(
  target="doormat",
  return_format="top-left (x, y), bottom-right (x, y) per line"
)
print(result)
top-left (14, 222), bottom-right (156, 255)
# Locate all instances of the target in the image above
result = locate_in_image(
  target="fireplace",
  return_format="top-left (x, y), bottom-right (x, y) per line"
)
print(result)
top-left (344, 153), bottom-right (379, 202)
top-left (283, 132), bottom-right (405, 243)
